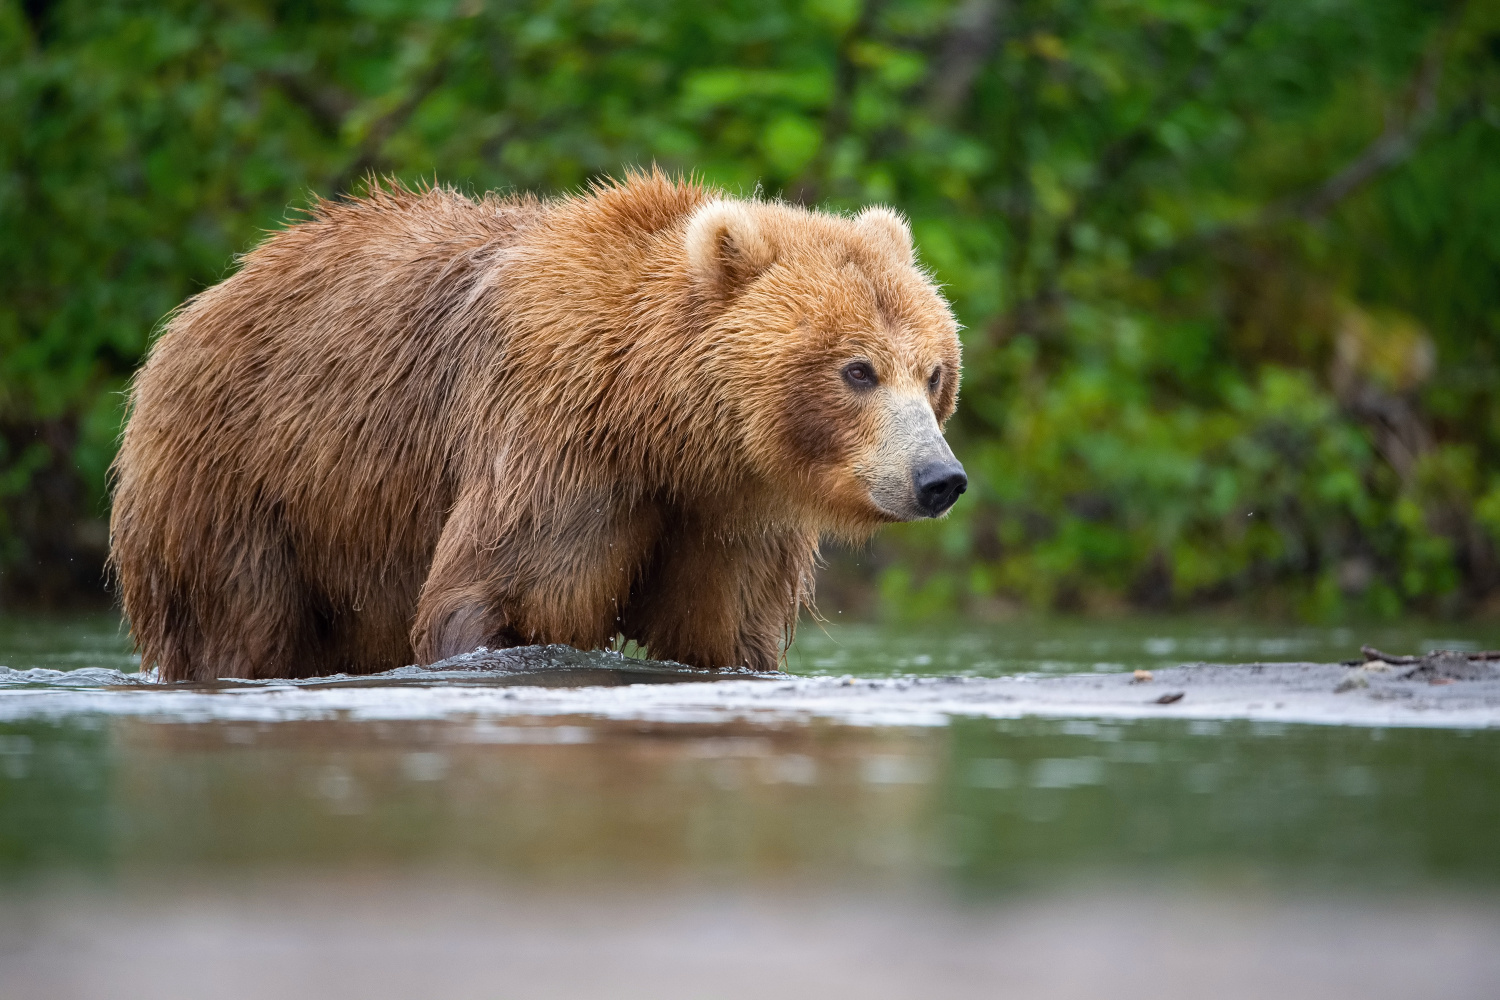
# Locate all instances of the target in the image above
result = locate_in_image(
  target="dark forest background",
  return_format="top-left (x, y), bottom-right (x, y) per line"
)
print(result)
top-left (3, 0), bottom-right (1499, 621)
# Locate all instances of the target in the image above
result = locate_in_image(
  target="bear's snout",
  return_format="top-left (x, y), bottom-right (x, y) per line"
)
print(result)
top-left (913, 460), bottom-right (967, 517)
top-left (861, 394), bottom-right (966, 521)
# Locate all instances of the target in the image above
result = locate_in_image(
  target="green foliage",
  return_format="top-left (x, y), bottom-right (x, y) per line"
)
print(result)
top-left (1, 0), bottom-right (1498, 616)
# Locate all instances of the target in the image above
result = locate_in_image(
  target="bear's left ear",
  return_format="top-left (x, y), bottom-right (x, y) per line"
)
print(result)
top-left (685, 200), bottom-right (777, 300)
top-left (854, 206), bottom-right (914, 267)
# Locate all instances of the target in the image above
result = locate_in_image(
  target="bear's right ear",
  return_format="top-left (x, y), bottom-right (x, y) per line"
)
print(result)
top-left (685, 201), bottom-right (776, 300)
top-left (854, 206), bottom-right (914, 266)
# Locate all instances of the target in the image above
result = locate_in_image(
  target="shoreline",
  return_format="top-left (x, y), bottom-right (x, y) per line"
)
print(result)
top-left (2, 649), bottom-right (1498, 729)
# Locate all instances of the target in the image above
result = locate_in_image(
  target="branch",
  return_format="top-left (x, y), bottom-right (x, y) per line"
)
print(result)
top-left (1134, 8), bottom-right (1468, 276)
top-left (330, 53), bottom-right (452, 198)
top-left (925, 0), bottom-right (1008, 121)
top-left (1289, 29), bottom-right (1449, 220)
top-left (263, 70), bottom-right (357, 140)
top-left (789, 0), bottom-right (885, 205)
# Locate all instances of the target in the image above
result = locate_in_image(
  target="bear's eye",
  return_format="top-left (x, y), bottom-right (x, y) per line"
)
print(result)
top-left (842, 362), bottom-right (878, 389)
top-left (928, 367), bottom-right (942, 392)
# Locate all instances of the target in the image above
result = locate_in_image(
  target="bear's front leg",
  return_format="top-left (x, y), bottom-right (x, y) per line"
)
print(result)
top-left (412, 487), bottom-right (663, 664)
top-left (410, 490), bottom-right (518, 663)
top-left (622, 521), bottom-right (818, 671)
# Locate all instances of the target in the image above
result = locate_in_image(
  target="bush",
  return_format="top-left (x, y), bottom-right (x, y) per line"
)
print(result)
top-left (2, 0), bottom-right (1498, 616)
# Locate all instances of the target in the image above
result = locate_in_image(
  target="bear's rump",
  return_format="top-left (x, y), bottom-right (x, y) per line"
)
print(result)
top-left (111, 194), bottom-right (526, 679)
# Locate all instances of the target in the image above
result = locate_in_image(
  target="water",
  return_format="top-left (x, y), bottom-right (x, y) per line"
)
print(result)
top-left (6, 611), bottom-right (1499, 677)
top-left (785, 617), bottom-right (1500, 676)
top-left (2, 613), bottom-right (1499, 998)
top-left (0, 613), bottom-right (139, 675)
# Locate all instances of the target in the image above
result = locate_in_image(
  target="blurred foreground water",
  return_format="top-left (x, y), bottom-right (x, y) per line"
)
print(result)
top-left (2, 613), bottom-right (1498, 999)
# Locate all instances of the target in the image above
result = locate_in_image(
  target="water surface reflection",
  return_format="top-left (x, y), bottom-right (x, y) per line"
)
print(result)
top-left (4, 712), bottom-right (1495, 894)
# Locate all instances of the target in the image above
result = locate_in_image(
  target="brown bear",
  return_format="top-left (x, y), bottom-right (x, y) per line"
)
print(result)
top-left (109, 172), bottom-right (965, 681)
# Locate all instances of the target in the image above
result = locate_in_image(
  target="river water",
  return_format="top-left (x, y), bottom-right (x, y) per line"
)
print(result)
top-left (2, 613), bottom-right (1498, 998)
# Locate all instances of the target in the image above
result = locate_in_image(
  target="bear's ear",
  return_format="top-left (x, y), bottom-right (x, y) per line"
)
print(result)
top-left (854, 206), bottom-right (914, 266)
top-left (685, 201), bottom-right (777, 300)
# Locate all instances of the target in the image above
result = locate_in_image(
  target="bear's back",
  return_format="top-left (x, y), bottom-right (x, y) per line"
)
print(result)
top-left (124, 185), bottom-right (542, 514)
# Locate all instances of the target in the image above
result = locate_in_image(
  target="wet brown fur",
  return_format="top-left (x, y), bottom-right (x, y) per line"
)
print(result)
top-left (109, 172), bottom-right (960, 680)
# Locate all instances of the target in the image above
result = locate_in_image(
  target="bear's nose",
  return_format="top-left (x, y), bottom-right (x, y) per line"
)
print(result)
top-left (913, 460), bottom-right (967, 517)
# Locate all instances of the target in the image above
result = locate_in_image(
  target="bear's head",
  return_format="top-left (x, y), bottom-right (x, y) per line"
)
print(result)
top-left (685, 197), bottom-right (965, 537)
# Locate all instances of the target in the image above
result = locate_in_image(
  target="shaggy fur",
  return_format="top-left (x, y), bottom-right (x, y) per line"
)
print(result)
top-left (109, 172), bottom-right (961, 680)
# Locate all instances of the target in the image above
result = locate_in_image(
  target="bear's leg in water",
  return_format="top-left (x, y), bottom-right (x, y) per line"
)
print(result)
top-left (410, 487), bottom-right (662, 663)
top-left (176, 521), bottom-right (325, 681)
top-left (621, 521), bottom-right (816, 672)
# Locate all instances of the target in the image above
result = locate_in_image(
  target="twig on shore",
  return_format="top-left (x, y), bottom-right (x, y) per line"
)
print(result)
top-left (1362, 645), bottom-right (1500, 664)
